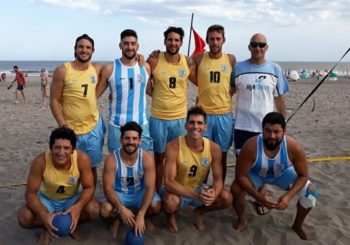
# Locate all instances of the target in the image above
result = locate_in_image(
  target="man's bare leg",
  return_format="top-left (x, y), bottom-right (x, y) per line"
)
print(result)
top-left (166, 214), bottom-right (178, 233)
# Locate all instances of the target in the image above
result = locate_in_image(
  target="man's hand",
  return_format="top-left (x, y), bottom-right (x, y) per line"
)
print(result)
top-left (136, 54), bottom-right (146, 66)
top-left (134, 213), bottom-right (145, 237)
top-left (275, 193), bottom-right (292, 210)
top-left (256, 192), bottom-right (278, 210)
top-left (119, 206), bottom-right (136, 227)
top-left (199, 185), bottom-right (215, 206)
top-left (148, 50), bottom-right (161, 60)
top-left (63, 205), bottom-right (81, 233)
top-left (40, 212), bottom-right (60, 238)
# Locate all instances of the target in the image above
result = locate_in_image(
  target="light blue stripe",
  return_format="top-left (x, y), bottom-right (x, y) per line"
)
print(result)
top-left (114, 59), bottom-right (123, 125)
top-left (126, 67), bottom-right (135, 123)
top-left (138, 66), bottom-right (146, 124)
top-left (280, 137), bottom-right (289, 170)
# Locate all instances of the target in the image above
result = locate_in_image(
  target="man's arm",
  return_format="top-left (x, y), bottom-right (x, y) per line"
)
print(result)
top-left (187, 55), bottom-right (199, 86)
top-left (164, 139), bottom-right (200, 200)
top-left (96, 63), bottom-right (113, 98)
top-left (146, 56), bottom-right (158, 97)
top-left (209, 141), bottom-right (223, 199)
top-left (134, 151), bottom-right (156, 235)
top-left (50, 65), bottom-right (66, 127)
top-left (227, 54), bottom-right (236, 96)
top-left (276, 136), bottom-right (308, 210)
top-left (25, 153), bottom-right (59, 237)
top-left (275, 95), bottom-right (286, 118)
top-left (64, 150), bottom-right (95, 232)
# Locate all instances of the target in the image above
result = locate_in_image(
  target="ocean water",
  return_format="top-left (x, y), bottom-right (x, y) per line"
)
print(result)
top-left (1, 60), bottom-right (349, 75)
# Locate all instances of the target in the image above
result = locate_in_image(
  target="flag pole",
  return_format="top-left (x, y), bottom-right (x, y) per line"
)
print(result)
top-left (187, 13), bottom-right (194, 56)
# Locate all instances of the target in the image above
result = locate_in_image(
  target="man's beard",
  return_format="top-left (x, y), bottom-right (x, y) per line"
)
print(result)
top-left (75, 52), bottom-right (92, 63)
top-left (263, 137), bottom-right (283, 151)
top-left (166, 46), bottom-right (180, 55)
top-left (122, 50), bottom-right (137, 60)
top-left (122, 144), bottom-right (138, 155)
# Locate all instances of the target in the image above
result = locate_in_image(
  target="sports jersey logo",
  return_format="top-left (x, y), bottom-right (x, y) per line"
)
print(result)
top-left (69, 177), bottom-right (78, 185)
top-left (221, 64), bottom-right (227, 73)
top-left (90, 75), bottom-right (96, 84)
top-left (137, 74), bottom-right (145, 83)
top-left (255, 75), bottom-right (266, 83)
top-left (202, 158), bottom-right (209, 167)
top-left (179, 69), bottom-right (186, 77)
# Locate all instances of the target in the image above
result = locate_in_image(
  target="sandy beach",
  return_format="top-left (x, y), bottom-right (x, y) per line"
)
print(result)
top-left (0, 75), bottom-right (349, 244)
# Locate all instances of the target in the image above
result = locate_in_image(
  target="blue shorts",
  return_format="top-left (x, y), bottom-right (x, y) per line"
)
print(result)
top-left (159, 185), bottom-right (204, 208)
top-left (115, 188), bottom-right (161, 212)
top-left (204, 112), bottom-right (233, 152)
top-left (76, 115), bottom-right (106, 167)
top-left (39, 192), bottom-right (80, 213)
top-left (149, 117), bottom-right (186, 153)
top-left (234, 129), bottom-right (260, 155)
top-left (108, 123), bottom-right (153, 153)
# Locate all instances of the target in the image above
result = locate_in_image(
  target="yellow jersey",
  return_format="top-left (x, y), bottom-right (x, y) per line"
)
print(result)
top-left (151, 52), bottom-right (189, 120)
top-left (175, 136), bottom-right (212, 191)
top-left (62, 62), bottom-right (99, 135)
top-left (197, 52), bottom-right (233, 114)
top-left (40, 150), bottom-right (80, 200)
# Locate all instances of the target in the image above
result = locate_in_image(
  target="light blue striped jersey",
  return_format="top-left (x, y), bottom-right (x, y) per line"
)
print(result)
top-left (114, 148), bottom-right (144, 194)
top-left (252, 135), bottom-right (292, 178)
top-left (108, 59), bottom-right (149, 126)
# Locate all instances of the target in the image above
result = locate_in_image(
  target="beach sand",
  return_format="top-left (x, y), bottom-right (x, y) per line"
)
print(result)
top-left (0, 76), bottom-right (349, 244)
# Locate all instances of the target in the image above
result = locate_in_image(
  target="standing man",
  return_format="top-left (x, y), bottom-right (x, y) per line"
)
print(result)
top-left (162, 106), bottom-right (232, 233)
top-left (100, 121), bottom-right (161, 238)
top-left (9, 65), bottom-right (26, 103)
top-left (232, 33), bottom-right (289, 214)
top-left (231, 112), bottom-right (318, 240)
top-left (17, 127), bottom-right (100, 245)
top-left (50, 34), bottom-right (105, 184)
top-left (147, 26), bottom-right (195, 190)
top-left (96, 29), bottom-right (152, 153)
top-left (191, 24), bottom-right (236, 181)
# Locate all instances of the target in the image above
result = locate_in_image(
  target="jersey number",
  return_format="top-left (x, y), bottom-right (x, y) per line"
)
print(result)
top-left (169, 77), bottom-right (176, 88)
top-left (56, 185), bottom-right (65, 194)
top-left (81, 84), bottom-right (88, 97)
top-left (126, 177), bottom-right (135, 186)
top-left (188, 165), bottom-right (197, 177)
top-left (209, 71), bottom-right (220, 83)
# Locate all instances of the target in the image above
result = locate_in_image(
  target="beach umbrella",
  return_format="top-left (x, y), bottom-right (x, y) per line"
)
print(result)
top-left (300, 71), bottom-right (311, 79)
top-left (289, 70), bottom-right (300, 81)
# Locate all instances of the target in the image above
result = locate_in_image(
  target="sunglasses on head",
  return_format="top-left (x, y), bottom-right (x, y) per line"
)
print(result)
top-left (250, 42), bottom-right (267, 48)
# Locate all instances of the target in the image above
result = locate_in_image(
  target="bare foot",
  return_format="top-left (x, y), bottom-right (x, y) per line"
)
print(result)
top-left (292, 224), bottom-right (309, 240)
top-left (166, 214), bottom-right (178, 233)
top-left (193, 208), bottom-right (206, 231)
top-left (38, 231), bottom-right (51, 245)
top-left (145, 219), bottom-right (155, 232)
top-left (232, 219), bottom-right (247, 232)
top-left (70, 228), bottom-right (81, 241)
top-left (109, 219), bottom-right (120, 239)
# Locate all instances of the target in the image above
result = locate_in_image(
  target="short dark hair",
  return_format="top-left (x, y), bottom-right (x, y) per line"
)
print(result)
top-left (164, 26), bottom-right (185, 41)
top-left (121, 29), bottom-right (138, 40)
top-left (206, 24), bottom-right (225, 42)
top-left (120, 121), bottom-right (143, 138)
top-left (262, 112), bottom-right (286, 129)
top-left (187, 106), bottom-right (206, 123)
top-left (49, 127), bottom-right (77, 149)
top-left (74, 34), bottom-right (95, 50)
top-left (13, 65), bottom-right (18, 69)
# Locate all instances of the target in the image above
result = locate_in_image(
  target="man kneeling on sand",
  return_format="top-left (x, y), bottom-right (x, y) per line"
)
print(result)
top-left (162, 106), bottom-right (233, 232)
top-left (17, 127), bottom-right (100, 245)
top-left (231, 112), bottom-right (319, 240)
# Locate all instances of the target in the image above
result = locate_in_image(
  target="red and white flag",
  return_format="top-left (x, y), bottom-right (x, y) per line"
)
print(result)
top-left (191, 28), bottom-right (206, 57)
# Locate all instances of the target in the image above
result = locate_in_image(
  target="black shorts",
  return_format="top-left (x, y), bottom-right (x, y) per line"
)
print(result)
top-left (17, 85), bottom-right (24, 91)
top-left (234, 129), bottom-right (260, 152)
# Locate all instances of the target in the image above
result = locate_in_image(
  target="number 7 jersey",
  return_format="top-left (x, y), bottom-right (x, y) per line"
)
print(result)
top-left (62, 62), bottom-right (99, 134)
top-left (151, 52), bottom-right (189, 120)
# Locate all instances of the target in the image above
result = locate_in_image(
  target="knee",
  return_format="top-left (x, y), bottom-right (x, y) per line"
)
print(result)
top-left (230, 180), bottom-right (244, 197)
top-left (299, 182), bottom-right (318, 209)
top-left (219, 189), bottom-right (233, 207)
top-left (162, 193), bottom-right (180, 213)
top-left (100, 201), bottom-right (113, 219)
top-left (17, 206), bottom-right (34, 229)
top-left (85, 199), bottom-right (100, 220)
top-left (149, 201), bottom-right (161, 215)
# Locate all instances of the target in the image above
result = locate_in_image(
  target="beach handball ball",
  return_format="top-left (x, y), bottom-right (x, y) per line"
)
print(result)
top-left (124, 228), bottom-right (144, 245)
top-left (52, 214), bottom-right (72, 237)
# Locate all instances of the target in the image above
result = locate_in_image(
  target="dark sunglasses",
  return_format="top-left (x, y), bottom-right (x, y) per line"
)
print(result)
top-left (250, 42), bottom-right (267, 48)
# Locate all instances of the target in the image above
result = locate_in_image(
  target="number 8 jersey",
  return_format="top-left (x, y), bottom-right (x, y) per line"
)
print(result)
top-left (62, 62), bottom-right (99, 135)
top-left (151, 52), bottom-right (189, 120)
top-left (176, 136), bottom-right (212, 191)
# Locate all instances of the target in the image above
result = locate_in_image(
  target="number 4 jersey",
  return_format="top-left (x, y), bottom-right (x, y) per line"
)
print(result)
top-left (62, 62), bottom-right (99, 135)
top-left (40, 150), bottom-right (80, 200)
top-left (176, 136), bottom-right (212, 191)
top-left (151, 52), bottom-right (189, 120)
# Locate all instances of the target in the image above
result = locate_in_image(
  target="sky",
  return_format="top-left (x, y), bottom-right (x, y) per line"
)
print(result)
top-left (1, 0), bottom-right (350, 62)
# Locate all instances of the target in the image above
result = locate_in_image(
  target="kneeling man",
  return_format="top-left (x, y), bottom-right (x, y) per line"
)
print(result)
top-left (231, 112), bottom-right (318, 240)
top-left (100, 121), bottom-right (161, 238)
top-left (162, 106), bottom-right (233, 233)
top-left (17, 127), bottom-right (100, 245)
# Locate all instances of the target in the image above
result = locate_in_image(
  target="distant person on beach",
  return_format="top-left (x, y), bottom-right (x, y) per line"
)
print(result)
top-left (17, 127), bottom-right (100, 245)
top-left (190, 24), bottom-right (236, 182)
top-left (146, 26), bottom-right (195, 191)
top-left (40, 68), bottom-right (50, 108)
top-left (96, 29), bottom-right (153, 153)
top-left (162, 106), bottom-right (232, 233)
top-left (1, 72), bottom-right (6, 82)
top-left (231, 33), bottom-right (289, 215)
top-left (231, 112), bottom-right (318, 240)
top-left (100, 121), bottom-right (161, 238)
top-left (9, 65), bottom-right (26, 103)
top-left (50, 34), bottom-right (105, 185)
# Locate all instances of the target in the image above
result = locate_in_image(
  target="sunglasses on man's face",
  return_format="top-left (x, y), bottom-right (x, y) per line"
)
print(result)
top-left (250, 42), bottom-right (267, 48)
